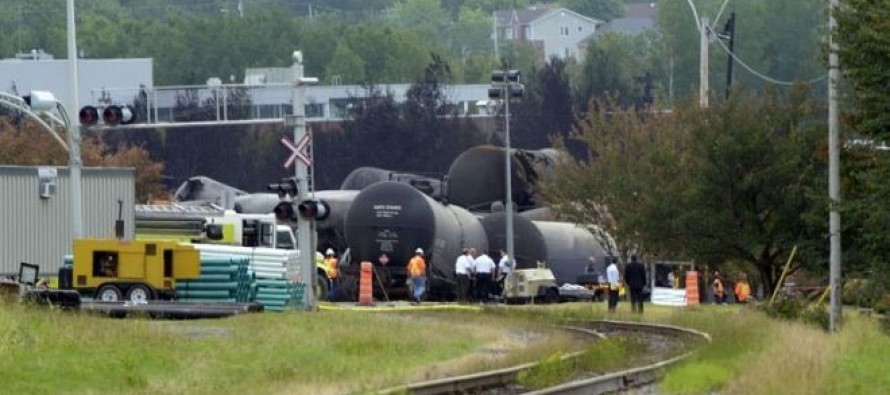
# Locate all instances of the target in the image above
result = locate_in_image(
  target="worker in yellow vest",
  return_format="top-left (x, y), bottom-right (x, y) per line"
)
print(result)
top-left (407, 248), bottom-right (427, 305)
top-left (324, 248), bottom-right (339, 301)
top-left (713, 271), bottom-right (726, 305)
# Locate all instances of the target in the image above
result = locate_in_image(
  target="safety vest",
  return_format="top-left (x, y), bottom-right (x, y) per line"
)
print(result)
top-left (735, 281), bottom-right (751, 302)
top-left (324, 257), bottom-right (339, 279)
top-left (407, 256), bottom-right (426, 277)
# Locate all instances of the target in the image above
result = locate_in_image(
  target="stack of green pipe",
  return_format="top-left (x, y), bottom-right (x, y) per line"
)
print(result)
top-left (176, 257), bottom-right (252, 302)
top-left (252, 279), bottom-right (305, 312)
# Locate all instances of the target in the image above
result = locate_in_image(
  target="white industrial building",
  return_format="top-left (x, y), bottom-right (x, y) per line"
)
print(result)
top-left (0, 166), bottom-right (136, 275)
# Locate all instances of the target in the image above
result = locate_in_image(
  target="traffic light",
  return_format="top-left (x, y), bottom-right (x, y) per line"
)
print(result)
top-left (78, 105), bottom-right (137, 126)
top-left (297, 199), bottom-right (329, 220)
top-left (267, 177), bottom-right (298, 198)
top-left (488, 69), bottom-right (523, 100)
top-left (272, 201), bottom-right (296, 221)
top-left (490, 69), bottom-right (521, 84)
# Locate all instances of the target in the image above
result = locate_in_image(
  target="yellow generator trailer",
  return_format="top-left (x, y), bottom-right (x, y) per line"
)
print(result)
top-left (65, 239), bottom-right (200, 302)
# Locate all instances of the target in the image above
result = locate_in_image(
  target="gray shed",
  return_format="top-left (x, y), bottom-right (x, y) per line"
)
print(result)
top-left (0, 166), bottom-right (135, 275)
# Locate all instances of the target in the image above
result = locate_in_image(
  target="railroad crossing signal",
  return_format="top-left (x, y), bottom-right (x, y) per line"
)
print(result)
top-left (281, 134), bottom-right (311, 168)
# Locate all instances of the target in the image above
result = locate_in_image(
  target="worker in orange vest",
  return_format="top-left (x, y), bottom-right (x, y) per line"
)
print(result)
top-left (324, 248), bottom-right (339, 301)
top-left (407, 248), bottom-right (427, 305)
top-left (735, 275), bottom-right (752, 304)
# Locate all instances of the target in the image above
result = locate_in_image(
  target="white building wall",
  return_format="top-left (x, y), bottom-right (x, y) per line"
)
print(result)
top-left (0, 166), bottom-right (135, 275)
top-left (533, 10), bottom-right (598, 61)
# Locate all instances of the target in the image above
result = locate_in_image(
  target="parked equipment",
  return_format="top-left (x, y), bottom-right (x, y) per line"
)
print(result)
top-left (60, 239), bottom-right (201, 302)
top-left (501, 265), bottom-right (561, 304)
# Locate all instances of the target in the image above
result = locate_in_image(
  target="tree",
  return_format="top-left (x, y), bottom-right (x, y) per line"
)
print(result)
top-left (512, 56), bottom-right (575, 150)
top-left (0, 118), bottom-right (166, 202)
top-left (577, 31), bottom-right (651, 110)
top-left (325, 42), bottom-right (366, 84)
top-left (836, 0), bottom-right (890, 302)
top-left (539, 89), bottom-right (825, 294)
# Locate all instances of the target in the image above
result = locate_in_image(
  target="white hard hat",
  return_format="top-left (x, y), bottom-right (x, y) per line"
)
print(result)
top-left (415, 248), bottom-right (424, 254)
top-left (325, 248), bottom-right (334, 255)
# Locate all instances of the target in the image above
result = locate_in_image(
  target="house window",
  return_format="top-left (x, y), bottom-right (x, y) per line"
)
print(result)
top-left (560, 26), bottom-right (569, 37)
top-left (524, 26), bottom-right (532, 39)
top-left (505, 27), bottom-right (514, 40)
top-left (578, 26), bottom-right (583, 32)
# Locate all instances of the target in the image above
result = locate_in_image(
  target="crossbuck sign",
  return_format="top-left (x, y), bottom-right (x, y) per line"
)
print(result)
top-left (281, 134), bottom-right (312, 168)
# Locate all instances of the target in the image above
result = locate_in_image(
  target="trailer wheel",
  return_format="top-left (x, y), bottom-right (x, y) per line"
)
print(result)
top-left (126, 284), bottom-right (153, 303)
top-left (96, 284), bottom-right (122, 302)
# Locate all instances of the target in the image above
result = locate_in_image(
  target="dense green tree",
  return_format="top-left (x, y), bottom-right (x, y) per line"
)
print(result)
top-left (512, 57), bottom-right (575, 150)
top-left (540, 89), bottom-right (826, 294)
top-left (836, 0), bottom-right (890, 303)
top-left (577, 31), bottom-right (652, 109)
top-left (325, 42), bottom-right (367, 84)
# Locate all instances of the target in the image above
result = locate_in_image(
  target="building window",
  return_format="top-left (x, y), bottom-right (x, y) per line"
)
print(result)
top-left (578, 26), bottom-right (583, 32)
top-left (560, 26), bottom-right (569, 37)
top-left (524, 26), bottom-right (532, 39)
top-left (505, 27), bottom-right (514, 40)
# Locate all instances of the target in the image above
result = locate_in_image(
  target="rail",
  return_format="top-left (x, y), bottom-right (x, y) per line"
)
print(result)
top-left (375, 320), bottom-right (711, 395)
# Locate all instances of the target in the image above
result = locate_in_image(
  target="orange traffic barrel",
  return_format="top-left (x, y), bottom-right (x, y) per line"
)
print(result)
top-left (358, 261), bottom-right (373, 306)
top-left (685, 271), bottom-right (699, 304)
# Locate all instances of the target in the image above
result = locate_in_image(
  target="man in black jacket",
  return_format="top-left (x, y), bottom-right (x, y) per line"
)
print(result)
top-left (624, 255), bottom-right (647, 313)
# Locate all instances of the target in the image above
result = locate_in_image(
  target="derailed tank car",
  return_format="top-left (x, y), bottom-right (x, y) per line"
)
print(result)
top-left (532, 221), bottom-right (615, 286)
top-left (447, 145), bottom-right (560, 211)
top-left (343, 181), bottom-right (488, 299)
top-left (478, 212), bottom-right (548, 269)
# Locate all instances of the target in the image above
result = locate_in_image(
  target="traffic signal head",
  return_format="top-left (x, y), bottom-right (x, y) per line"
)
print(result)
top-left (273, 201), bottom-right (296, 221)
top-left (102, 105), bottom-right (136, 125)
top-left (79, 106), bottom-right (99, 125)
top-left (267, 177), bottom-right (298, 197)
top-left (491, 69), bottom-right (521, 84)
top-left (297, 199), bottom-right (329, 220)
top-left (487, 84), bottom-right (524, 100)
top-left (78, 105), bottom-right (137, 126)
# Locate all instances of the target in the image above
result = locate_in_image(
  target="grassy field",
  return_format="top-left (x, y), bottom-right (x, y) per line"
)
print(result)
top-left (1, 301), bottom-right (888, 394)
top-left (0, 302), bottom-right (583, 395)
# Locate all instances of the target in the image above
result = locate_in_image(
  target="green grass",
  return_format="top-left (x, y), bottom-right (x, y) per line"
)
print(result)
top-left (3, 301), bottom-right (888, 394)
top-left (0, 303), bottom-right (574, 395)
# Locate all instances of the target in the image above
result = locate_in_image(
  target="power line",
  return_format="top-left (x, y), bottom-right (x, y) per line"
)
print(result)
top-left (711, 27), bottom-right (826, 87)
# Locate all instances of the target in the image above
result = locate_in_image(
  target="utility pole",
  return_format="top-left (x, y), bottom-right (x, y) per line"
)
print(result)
top-left (828, 0), bottom-right (842, 332)
top-left (291, 51), bottom-right (319, 310)
top-left (723, 11), bottom-right (736, 100)
top-left (66, 0), bottom-right (83, 239)
top-left (699, 17), bottom-right (710, 108)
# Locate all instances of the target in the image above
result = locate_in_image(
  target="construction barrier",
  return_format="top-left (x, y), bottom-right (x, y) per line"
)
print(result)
top-left (358, 261), bottom-right (373, 306)
top-left (685, 271), bottom-right (699, 304)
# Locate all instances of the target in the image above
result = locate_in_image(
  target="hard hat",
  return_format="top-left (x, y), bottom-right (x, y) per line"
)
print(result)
top-left (325, 248), bottom-right (334, 256)
top-left (415, 248), bottom-right (424, 254)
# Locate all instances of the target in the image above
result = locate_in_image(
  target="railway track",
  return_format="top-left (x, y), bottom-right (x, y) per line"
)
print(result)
top-left (376, 320), bottom-right (711, 395)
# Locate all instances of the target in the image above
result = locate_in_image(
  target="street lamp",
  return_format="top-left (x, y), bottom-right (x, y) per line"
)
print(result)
top-left (488, 69), bottom-right (523, 269)
top-left (0, 91), bottom-right (70, 150)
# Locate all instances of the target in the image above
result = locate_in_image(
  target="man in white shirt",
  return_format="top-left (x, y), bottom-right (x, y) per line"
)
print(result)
top-left (496, 249), bottom-right (513, 295)
top-left (454, 248), bottom-right (473, 303)
top-left (606, 257), bottom-right (621, 312)
top-left (473, 250), bottom-right (496, 303)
